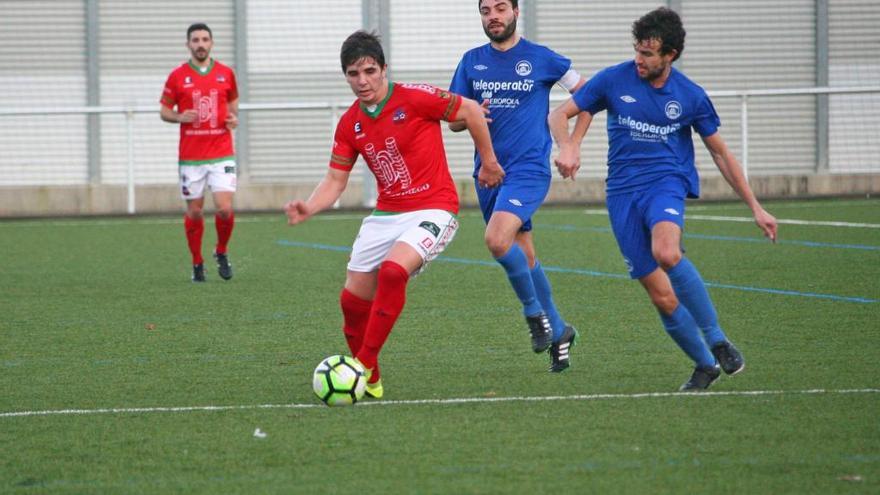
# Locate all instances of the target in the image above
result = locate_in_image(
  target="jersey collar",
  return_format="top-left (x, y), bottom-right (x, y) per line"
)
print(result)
top-left (360, 82), bottom-right (394, 119)
top-left (188, 58), bottom-right (215, 76)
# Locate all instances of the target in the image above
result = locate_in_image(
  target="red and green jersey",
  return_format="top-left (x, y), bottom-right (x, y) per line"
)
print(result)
top-left (331, 82), bottom-right (463, 214)
top-left (160, 59), bottom-right (238, 165)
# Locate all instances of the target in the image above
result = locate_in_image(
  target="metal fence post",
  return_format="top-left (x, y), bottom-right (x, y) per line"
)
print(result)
top-left (126, 108), bottom-right (136, 214)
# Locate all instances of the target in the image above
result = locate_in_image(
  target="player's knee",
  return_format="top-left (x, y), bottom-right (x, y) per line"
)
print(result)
top-left (653, 247), bottom-right (681, 271)
top-left (186, 209), bottom-right (204, 221)
top-left (215, 207), bottom-right (233, 220)
top-left (484, 231), bottom-right (513, 258)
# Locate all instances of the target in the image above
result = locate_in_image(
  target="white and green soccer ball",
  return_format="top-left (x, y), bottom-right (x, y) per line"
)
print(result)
top-left (312, 355), bottom-right (367, 407)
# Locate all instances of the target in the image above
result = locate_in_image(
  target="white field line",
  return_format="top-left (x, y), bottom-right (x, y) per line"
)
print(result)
top-left (582, 209), bottom-right (880, 228)
top-left (3, 388), bottom-right (878, 418)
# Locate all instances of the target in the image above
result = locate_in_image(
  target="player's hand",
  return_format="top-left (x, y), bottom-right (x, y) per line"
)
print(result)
top-left (225, 113), bottom-right (239, 130)
top-left (284, 200), bottom-right (312, 225)
top-left (479, 99), bottom-right (493, 124)
top-left (553, 145), bottom-right (581, 180)
top-left (753, 207), bottom-right (778, 243)
top-left (477, 160), bottom-right (505, 188)
top-left (178, 109), bottom-right (198, 123)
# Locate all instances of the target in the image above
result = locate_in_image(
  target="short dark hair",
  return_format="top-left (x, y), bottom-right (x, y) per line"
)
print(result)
top-left (187, 23), bottom-right (212, 41)
top-left (632, 7), bottom-right (685, 61)
top-left (340, 30), bottom-right (385, 72)
top-left (478, 0), bottom-right (518, 9)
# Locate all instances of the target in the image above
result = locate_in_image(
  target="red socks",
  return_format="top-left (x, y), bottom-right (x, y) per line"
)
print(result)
top-left (340, 288), bottom-right (372, 359)
top-left (184, 215), bottom-right (204, 265)
top-left (215, 212), bottom-right (235, 255)
top-left (355, 261), bottom-right (410, 379)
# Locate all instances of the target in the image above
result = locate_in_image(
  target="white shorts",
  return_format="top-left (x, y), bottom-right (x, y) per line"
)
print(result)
top-left (179, 160), bottom-right (237, 200)
top-left (348, 209), bottom-right (459, 275)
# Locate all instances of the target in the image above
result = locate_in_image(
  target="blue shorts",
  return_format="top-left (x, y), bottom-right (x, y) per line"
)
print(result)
top-left (475, 169), bottom-right (550, 232)
top-left (606, 176), bottom-right (687, 279)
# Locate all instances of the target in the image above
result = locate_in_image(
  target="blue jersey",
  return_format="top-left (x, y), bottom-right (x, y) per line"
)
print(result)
top-left (450, 38), bottom-right (571, 177)
top-left (572, 61), bottom-right (720, 197)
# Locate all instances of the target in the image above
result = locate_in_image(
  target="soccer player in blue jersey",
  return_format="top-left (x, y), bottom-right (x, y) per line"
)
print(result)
top-left (449, 0), bottom-right (590, 372)
top-left (548, 7), bottom-right (778, 390)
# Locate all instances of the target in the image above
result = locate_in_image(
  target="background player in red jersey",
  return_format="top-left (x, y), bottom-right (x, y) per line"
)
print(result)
top-left (284, 30), bottom-right (503, 398)
top-left (160, 23), bottom-right (239, 282)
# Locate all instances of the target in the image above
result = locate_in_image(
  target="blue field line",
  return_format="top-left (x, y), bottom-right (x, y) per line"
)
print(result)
top-left (277, 239), bottom-right (876, 304)
top-left (539, 224), bottom-right (880, 251)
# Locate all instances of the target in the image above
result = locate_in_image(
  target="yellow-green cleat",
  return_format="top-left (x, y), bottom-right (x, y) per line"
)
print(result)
top-left (365, 379), bottom-right (384, 399)
top-left (354, 358), bottom-right (384, 399)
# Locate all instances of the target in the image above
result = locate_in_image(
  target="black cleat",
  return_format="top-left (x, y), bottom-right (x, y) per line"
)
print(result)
top-left (526, 312), bottom-right (552, 353)
top-left (711, 341), bottom-right (745, 375)
top-left (192, 263), bottom-right (206, 282)
top-left (679, 364), bottom-right (721, 392)
top-left (214, 252), bottom-right (233, 280)
top-left (549, 325), bottom-right (579, 372)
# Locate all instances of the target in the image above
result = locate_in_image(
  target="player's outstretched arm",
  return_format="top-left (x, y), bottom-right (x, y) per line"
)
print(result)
top-left (284, 168), bottom-right (351, 226)
top-left (701, 132), bottom-right (778, 242)
top-left (456, 97), bottom-right (504, 188)
top-left (548, 99), bottom-right (589, 180)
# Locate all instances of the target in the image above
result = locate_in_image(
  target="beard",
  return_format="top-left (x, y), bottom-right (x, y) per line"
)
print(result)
top-left (191, 49), bottom-right (210, 62)
top-left (639, 63), bottom-right (668, 82)
top-left (483, 17), bottom-right (517, 43)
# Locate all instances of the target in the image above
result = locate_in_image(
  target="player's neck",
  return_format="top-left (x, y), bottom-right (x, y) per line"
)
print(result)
top-left (490, 33), bottom-right (521, 52)
top-left (649, 66), bottom-right (673, 89)
top-left (190, 57), bottom-right (213, 71)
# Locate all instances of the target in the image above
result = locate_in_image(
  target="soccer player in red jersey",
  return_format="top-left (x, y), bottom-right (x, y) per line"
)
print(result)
top-left (160, 23), bottom-right (239, 282)
top-left (284, 30), bottom-right (504, 398)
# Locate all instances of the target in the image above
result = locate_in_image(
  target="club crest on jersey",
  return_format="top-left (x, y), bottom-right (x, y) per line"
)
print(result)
top-left (665, 100), bottom-right (682, 120)
top-left (393, 108), bottom-right (407, 124)
top-left (515, 60), bottom-right (533, 76)
top-left (217, 75), bottom-right (226, 83)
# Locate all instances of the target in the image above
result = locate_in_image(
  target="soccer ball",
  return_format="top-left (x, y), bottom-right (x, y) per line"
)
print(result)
top-left (312, 355), bottom-right (367, 407)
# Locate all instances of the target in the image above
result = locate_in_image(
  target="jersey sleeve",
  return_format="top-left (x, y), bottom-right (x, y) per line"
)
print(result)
top-left (405, 84), bottom-right (463, 122)
top-left (544, 48), bottom-right (572, 84)
top-left (449, 57), bottom-right (472, 98)
top-left (160, 71), bottom-right (177, 108)
top-left (572, 68), bottom-right (609, 115)
top-left (692, 92), bottom-right (721, 137)
top-left (329, 115), bottom-right (358, 172)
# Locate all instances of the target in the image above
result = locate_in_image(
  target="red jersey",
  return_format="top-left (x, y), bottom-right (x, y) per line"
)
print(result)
top-left (330, 83), bottom-right (463, 214)
top-left (160, 59), bottom-right (238, 164)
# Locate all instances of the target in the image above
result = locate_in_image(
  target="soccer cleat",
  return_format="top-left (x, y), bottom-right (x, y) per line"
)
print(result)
top-left (365, 379), bottom-right (384, 399)
top-left (192, 263), bottom-right (206, 282)
top-left (526, 312), bottom-right (552, 353)
top-left (711, 341), bottom-right (745, 375)
top-left (549, 325), bottom-right (579, 372)
top-left (679, 364), bottom-right (721, 391)
top-left (354, 358), bottom-right (383, 399)
top-left (214, 252), bottom-right (233, 280)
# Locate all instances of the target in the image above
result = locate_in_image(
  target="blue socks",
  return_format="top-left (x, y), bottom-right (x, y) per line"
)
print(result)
top-left (530, 262), bottom-right (566, 342)
top-left (495, 244), bottom-right (543, 317)
top-left (659, 305), bottom-right (716, 368)
top-left (667, 257), bottom-right (727, 347)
